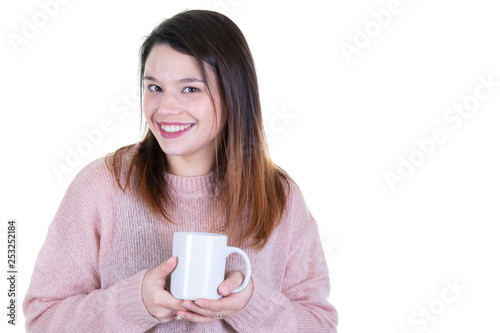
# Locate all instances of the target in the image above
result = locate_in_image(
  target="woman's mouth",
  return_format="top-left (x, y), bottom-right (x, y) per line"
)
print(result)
top-left (157, 122), bottom-right (195, 138)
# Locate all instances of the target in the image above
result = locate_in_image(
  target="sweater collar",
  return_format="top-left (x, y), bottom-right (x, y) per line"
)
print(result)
top-left (165, 171), bottom-right (217, 198)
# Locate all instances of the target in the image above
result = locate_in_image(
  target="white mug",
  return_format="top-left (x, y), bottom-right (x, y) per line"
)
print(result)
top-left (170, 232), bottom-right (252, 300)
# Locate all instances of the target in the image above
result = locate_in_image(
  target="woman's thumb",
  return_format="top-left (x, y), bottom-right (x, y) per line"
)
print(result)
top-left (152, 256), bottom-right (177, 279)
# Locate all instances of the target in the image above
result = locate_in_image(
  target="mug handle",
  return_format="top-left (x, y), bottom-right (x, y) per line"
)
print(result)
top-left (226, 247), bottom-right (252, 293)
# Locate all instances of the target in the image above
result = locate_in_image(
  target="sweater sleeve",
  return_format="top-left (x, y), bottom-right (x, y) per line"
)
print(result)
top-left (224, 183), bottom-right (339, 332)
top-left (23, 160), bottom-right (160, 332)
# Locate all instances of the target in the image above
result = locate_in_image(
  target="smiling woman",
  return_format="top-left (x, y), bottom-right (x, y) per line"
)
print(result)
top-left (141, 44), bottom-right (224, 176)
top-left (23, 9), bottom-right (338, 333)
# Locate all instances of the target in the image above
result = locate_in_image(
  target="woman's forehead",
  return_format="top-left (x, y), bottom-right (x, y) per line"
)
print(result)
top-left (144, 44), bottom-right (216, 83)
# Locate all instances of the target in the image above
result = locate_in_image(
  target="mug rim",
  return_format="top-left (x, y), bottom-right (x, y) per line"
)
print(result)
top-left (174, 231), bottom-right (226, 237)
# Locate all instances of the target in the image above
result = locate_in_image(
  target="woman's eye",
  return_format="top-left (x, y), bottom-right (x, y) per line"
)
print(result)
top-left (148, 84), bottom-right (162, 92)
top-left (183, 87), bottom-right (199, 93)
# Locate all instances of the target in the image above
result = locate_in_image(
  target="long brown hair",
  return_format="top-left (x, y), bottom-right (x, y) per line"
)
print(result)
top-left (107, 9), bottom-right (292, 250)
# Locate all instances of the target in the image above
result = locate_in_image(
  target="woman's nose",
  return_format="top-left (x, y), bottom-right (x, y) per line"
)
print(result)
top-left (158, 93), bottom-right (181, 115)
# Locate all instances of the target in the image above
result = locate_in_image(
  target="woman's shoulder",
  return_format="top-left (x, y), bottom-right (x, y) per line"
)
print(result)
top-left (273, 169), bottom-right (312, 223)
top-left (276, 170), bottom-right (305, 211)
top-left (272, 172), bottom-right (320, 243)
top-left (71, 143), bottom-right (140, 192)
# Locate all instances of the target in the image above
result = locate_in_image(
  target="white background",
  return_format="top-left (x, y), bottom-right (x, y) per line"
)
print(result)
top-left (1, 0), bottom-right (500, 332)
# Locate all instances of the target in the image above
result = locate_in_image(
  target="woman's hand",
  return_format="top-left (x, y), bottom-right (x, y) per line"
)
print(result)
top-left (175, 270), bottom-right (254, 323)
top-left (141, 257), bottom-right (187, 322)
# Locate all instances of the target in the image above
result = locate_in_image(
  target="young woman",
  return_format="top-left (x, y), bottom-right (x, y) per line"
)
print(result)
top-left (24, 9), bottom-right (338, 332)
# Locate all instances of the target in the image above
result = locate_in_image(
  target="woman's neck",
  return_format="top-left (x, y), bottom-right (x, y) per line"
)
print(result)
top-left (166, 153), bottom-right (215, 176)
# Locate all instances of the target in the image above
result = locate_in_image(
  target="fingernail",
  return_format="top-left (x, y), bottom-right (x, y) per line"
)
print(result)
top-left (175, 315), bottom-right (182, 320)
top-left (195, 300), bottom-right (204, 308)
top-left (220, 285), bottom-right (229, 295)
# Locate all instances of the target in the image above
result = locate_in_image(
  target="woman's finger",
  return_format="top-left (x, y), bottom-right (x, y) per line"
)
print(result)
top-left (176, 308), bottom-right (221, 323)
top-left (179, 300), bottom-right (228, 319)
top-left (218, 270), bottom-right (245, 296)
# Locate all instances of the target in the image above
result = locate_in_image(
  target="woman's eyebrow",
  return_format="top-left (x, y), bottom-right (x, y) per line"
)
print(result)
top-left (178, 78), bottom-right (205, 83)
top-left (142, 76), bottom-right (204, 83)
top-left (142, 75), bottom-right (158, 82)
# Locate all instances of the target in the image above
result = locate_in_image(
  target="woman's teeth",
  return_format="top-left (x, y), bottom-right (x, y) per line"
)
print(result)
top-left (160, 124), bottom-right (193, 133)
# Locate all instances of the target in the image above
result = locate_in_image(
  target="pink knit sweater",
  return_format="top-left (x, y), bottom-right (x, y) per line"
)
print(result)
top-left (24, 146), bottom-right (338, 332)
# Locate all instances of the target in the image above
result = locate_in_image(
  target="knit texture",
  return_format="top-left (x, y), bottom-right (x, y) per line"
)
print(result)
top-left (24, 145), bottom-right (338, 332)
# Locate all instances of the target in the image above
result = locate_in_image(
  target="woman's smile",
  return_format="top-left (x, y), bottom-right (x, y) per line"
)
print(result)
top-left (157, 122), bottom-right (196, 138)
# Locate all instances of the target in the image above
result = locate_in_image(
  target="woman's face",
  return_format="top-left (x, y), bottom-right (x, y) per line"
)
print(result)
top-left (142, 44), bottom-right (224, 172)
